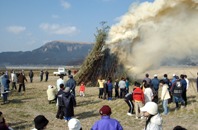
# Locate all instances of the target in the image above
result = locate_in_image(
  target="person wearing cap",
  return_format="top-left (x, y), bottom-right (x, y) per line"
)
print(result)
top-left (68, 118), bottom-right (82, 130)
top-left (171, 74), bottom-right (177, 85)
top-left (173, 125), bottom-right (187, 130)
top-left (32, 115), bottom-right (49, 130)
top-left (140, 102), bottom-right (162, 130)
top-left (46, 85), bottom-right (57, 104)
top-left (91, 105), bottom-right (123, 130)
top-left (151, 74), bottom-right (159, 104)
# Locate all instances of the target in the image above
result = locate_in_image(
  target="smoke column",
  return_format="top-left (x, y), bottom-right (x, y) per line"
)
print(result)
top-left (106, 0), bottom-right (198, 75)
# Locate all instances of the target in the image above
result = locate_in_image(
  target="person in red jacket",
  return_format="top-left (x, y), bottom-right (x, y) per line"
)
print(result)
top-left (133, 81), bottom-right (145, 119)
top-left (79, 82), bottom-right (85, 97)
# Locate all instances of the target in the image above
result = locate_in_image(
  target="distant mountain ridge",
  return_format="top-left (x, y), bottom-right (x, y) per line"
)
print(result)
top-left (0, 41), bottom-right (94, 66)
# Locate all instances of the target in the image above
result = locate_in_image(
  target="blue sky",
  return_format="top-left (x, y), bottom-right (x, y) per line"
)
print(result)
top-left (0, 0), bottom-right (153, 52)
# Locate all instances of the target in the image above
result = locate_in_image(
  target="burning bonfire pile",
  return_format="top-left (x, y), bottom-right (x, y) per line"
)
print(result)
top-left (74, 23), bottom-right (126, 86)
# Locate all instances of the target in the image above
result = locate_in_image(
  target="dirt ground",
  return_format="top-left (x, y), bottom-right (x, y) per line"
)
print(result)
top-left (1, 66), bottom-right (198, 130)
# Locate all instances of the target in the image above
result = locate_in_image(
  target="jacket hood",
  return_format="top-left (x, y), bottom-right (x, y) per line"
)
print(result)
top-left (150, 113), bottom-right (163, 125)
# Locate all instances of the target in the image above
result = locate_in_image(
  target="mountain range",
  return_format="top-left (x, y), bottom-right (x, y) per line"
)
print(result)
top-left (0, 41), bottom-right (94, 66)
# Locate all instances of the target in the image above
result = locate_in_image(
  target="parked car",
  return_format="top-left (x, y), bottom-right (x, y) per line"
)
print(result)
top-left (53, 67), bottom-right (67, 76)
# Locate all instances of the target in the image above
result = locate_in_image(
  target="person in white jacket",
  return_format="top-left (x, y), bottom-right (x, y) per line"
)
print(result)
top-left (46, 85), bottom-right (57, 104)
top-left (11, 70), bottom-right (17, 90)
top-left (144, 84), bottom-right (153, 103)
top-left (56, 75), bottom-right (64, 91)
top-left (160, 80), bottom-right (171, 115)
top-left (140, 102), bottom-right (162, 130)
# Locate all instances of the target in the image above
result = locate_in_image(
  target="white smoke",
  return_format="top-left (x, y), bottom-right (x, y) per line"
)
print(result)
top-left (106, 0), bottom-right (198, 75)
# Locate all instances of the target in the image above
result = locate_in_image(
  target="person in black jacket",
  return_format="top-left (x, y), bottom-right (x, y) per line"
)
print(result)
top-left (62, 87), bottom-right (76, 121)
top-left (170, 79), bottom-right (185, 110)
top-left (124, 92), bottom-right (134, 116)
top-left (29, 70), bottom-right (34, 83)
top-left (56, 83), bottom-right (76, 122)
top-left (56, 84), bottom-right (65, 119)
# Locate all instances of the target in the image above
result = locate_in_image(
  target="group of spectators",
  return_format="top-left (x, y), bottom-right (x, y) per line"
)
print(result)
top-left (0, 70), bottom-right (28, 104)
top-left (97, 77), bottom-right (130, 100)
top-left (1, 70), bottom-right (198, 130)
top-left (94, 72), bottom-right (196, 130)
top-left (0, 69), bottom-right (50, 105)
top-left (46, 75), bottom-right (77, 122)
top-left (32, 103), bottom-right (186, 130)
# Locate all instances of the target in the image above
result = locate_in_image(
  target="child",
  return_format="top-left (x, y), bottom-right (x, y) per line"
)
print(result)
top-left (79, 82), bottom-right (85, 97)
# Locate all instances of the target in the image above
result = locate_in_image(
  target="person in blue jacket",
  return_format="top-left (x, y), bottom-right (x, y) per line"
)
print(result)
top-left (91, 105), bottom-right (123, 130)
top-left (151, 74), bottom-right (159, 103)
top-left (107, 77), bottom-right (113, 100)
top-left (0, 72), bottom-right (10, 105)
top-left (65, 75), bottom-right (76, 96)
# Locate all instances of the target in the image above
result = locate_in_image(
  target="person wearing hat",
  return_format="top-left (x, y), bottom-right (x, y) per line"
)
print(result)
top-left (140, 102), bottom-right (162, 130)
top-left (173, 125), bottom-right (187, 130)
top-left (68, 118), bottom-right (82, 130)
top-left (91, 105), bottom-right (123, 130)
top-left (32, 115), bottom-right (49, 130)
top-left (171, 74), bottom-right (177, 85)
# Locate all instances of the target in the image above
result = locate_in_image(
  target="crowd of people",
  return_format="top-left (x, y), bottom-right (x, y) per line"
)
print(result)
top-left (1, 69), bottom-right (198, 130)
top-left (0, 69), bottom-right (50, 104)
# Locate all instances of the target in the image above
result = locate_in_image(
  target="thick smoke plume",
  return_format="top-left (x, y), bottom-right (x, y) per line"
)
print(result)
top-left (106, 0), bottom-right (198, 75)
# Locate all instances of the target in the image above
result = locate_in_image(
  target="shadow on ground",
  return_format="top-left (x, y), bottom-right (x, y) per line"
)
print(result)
top-left (75, 110), bottom-right (98, 119)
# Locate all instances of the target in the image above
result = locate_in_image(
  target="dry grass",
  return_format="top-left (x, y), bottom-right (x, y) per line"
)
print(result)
top-left (1, 66), bottom-right (198, 130)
